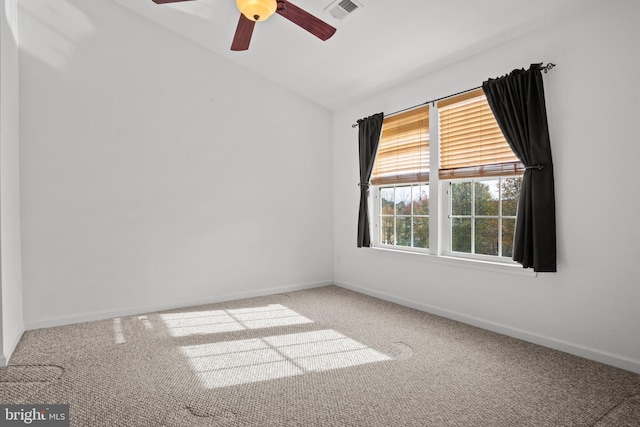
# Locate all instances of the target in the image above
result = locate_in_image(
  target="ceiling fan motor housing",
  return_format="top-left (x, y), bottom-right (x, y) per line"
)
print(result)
top-left (236, 0), bottom-right (277, 22)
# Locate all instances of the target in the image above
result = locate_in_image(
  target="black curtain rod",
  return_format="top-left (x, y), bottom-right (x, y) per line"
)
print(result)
top-left (351, 63), bottom-right (556, 128)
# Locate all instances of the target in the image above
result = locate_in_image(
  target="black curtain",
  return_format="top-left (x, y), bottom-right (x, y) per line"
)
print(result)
top-left (357, 113), bottom-right (384, 247)
top-left (482, 64), bottom-right (556, 272)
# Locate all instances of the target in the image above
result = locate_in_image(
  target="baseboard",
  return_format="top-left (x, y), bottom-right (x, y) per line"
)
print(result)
top-left (1, 322), bottom-right (26, 367)
top-left (335, 280), bottom-right (640, 375)
top-left (25, 280), bottom-right (332, 331)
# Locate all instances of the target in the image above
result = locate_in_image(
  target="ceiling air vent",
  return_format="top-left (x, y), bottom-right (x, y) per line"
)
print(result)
top-left (324, 0), bottom-right (362, 21)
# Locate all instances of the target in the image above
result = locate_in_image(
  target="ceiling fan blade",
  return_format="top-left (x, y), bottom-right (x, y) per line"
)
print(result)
top-left (151, 0), bottom-right (193, 4)
top-left (231, 14), bottom-right (256, 51)
top-left (276, 0), bottom-right (336, 41)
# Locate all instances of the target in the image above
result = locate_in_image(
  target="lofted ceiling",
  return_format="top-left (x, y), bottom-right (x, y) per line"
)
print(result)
top-left (114, 0), bottom-right (599, 111)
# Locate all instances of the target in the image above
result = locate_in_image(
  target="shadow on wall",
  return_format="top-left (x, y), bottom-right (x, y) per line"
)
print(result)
top-left (18, 0), bottom-right (94, 70)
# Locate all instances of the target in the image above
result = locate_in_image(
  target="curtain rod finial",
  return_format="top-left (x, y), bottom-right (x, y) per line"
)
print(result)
top-left (542, 63), bottom-right (556, 73)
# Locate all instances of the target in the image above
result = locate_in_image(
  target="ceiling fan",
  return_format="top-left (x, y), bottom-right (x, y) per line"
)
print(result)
top-left (151, 0), bottom-right (337, 51)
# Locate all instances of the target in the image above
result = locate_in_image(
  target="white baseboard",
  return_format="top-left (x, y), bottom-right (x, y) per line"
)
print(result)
top-left (25, 280), bottom-right (332, 331)
top-left (1, 322), bottom-right (26, 366)
top-left (335, 280), bottom-right (640, 375)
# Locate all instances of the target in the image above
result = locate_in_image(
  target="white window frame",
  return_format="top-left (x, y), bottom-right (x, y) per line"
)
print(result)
top-left (370, 104), bottom-right (534, 275)
top-left (375, 183), bottom-right (430, 254)
top-left (441, 176), bottom-right (522, 263)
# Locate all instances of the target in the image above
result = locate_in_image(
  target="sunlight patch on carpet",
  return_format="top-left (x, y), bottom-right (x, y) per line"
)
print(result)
top-left (159, 304), bottom-right (313, 337)
top-left (138, 315), bottom-right (154, 330)
top-left (180, 329), bottom-right (391, 388)
top-left (113, 318), bottom-right (126, 344)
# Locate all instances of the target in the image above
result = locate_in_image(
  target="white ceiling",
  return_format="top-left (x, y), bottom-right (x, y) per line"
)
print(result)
top-left (114, 0), bottom-right (599, 111)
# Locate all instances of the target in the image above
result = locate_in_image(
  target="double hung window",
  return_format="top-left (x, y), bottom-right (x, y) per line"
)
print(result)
top-left (371, 106), bottom-right (429, 250)
top-left (371, 89), bottom-right (524, 263)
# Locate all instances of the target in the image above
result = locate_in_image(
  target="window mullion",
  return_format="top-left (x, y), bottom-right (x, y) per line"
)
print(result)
top-left (374, 188), bottom-right (380, 246)
top-left (393, 186), bottom-right (397, 246)
top-left (470, 181), bottom-right (475, 254)
top-left (429, 103), bottom-right (440, 255)
top-left (410, 185), bottom-right (414, 247)
top-left (498, 177), bottom-right (503, 257)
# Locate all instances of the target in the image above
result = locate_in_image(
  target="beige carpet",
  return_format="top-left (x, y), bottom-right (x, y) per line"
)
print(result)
top-left (2, 285), bottom-right (640, 426)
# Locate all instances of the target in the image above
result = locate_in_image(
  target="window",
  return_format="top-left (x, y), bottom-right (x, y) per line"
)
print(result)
top-left (372, 105), bottom-right (430, 250)
top-left (447, 176), bottom-right (522, 259)
top-left (379, 184), bottom-right (429, 249)
top-left (372, 89), bottom-right (523, 264)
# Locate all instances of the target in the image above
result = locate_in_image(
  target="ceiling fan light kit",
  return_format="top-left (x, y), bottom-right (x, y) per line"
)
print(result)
top-left (152, 0), bottom-right (336, 51)
top-left (236, 0), bottom-right (277, 22)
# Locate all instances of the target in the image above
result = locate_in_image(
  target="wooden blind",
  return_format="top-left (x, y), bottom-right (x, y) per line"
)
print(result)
top-left (438, 89), bottom-right (523, 179)
top-left (371, 105), bottom-right (429, 185)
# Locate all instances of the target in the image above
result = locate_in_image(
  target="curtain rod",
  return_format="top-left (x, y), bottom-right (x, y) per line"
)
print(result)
top-left (351, 63), bottom-right (556, 128)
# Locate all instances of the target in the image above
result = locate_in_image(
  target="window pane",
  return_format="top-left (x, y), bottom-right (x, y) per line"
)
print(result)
top-left (452, 218), bottom-right (471, 253)
top-left (475, 179), bottom-right (499, 216)
top-left (451, 182), bottom-right (472, 215)
top-left (475, 218), bottom-right (499, 256)
top-left (501, 177), bottom-right (522, 217)
top-left (380, 217), bottom-right (395, 245)
top-left (381, 188), bottom-right (394, 215)
top-left (413, 217), bottom-right (429, 248)
top-left (412, 184), bottom-right (429, 215)
top-left (397, 217), bottom-right (412, 246)
top-left (502, 218), bottom-right (516, 258)
top-left (395, 186), bottom-right (412, 215)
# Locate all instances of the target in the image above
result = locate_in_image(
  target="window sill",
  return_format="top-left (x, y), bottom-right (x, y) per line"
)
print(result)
top-left (370, 246), bottom-right (538, 277)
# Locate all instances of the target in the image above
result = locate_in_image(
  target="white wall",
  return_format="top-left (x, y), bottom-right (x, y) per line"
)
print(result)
top-left (19, 0), bottom-right (333, 328)
top-left (0, 0), bottom-right (25, 365)
top-left (333, 0), bottom-right (640, 373)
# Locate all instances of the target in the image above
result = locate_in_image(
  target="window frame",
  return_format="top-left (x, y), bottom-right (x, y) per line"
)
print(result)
top-left (370, 97), bottom-right (532, 274)
top-left (376, 183), bottom-right (430, 253)
top-left (441, 176), bottom-right (522, 264)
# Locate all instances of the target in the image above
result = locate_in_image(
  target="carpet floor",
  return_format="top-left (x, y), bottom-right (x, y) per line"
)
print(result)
top-left (2, 285), bottom-right (640, 426)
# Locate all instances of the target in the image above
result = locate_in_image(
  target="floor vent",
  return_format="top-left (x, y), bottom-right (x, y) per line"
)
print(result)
top-left (325, 0), bottom-right (362, 21)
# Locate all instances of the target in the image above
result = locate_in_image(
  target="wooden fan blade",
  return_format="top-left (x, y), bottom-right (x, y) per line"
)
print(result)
top-left (276, 0), bottom-right (336, 41)
top-left (152, 0), bottom-right (193, 4)
top-left (231, 14), bottom-right (256, 51)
